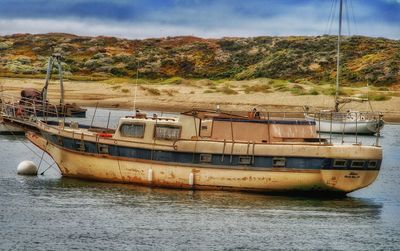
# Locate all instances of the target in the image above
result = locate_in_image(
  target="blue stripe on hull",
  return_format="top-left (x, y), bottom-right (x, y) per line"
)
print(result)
top-left (41, 132), bottom-right (380, 171)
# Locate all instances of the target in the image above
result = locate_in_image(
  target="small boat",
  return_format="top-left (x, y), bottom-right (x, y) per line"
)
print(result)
top-left (304, 0), bottom-right (384, 134)
top-left (27, 109), bottom-right (382, 196)
top-left (304, 109), bottom-right (384, 135)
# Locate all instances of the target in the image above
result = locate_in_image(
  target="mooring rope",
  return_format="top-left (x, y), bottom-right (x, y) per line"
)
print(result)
top-left (2, 122), bottom-right (59, 175)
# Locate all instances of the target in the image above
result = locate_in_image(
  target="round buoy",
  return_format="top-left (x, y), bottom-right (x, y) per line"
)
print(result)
top-left (17, 161), bottom-right (38, 176)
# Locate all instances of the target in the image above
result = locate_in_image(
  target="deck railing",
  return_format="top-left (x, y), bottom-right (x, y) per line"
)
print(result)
top-left (0, 93), bottom-right (383, 147)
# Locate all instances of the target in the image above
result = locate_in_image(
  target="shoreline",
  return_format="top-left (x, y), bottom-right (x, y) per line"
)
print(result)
top-left (1, 77), bottom-right (400, 122)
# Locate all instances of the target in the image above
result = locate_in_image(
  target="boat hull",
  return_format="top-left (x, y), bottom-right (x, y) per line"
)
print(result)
top-left (27, 132), bottom-right (380, 195)
top-left (305, 116), bottom-right (384, 135)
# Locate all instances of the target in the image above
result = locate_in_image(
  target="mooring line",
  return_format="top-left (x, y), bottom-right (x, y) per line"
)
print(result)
top-left (2, 123), bottom-right (58, 174)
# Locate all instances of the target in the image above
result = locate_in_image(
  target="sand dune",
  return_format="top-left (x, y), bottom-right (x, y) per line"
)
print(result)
top-left (1, 77), bottom-right (399, 122)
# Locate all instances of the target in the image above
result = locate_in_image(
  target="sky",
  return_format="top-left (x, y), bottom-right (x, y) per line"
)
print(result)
top-left (0, 0), bottom-right (399, 39)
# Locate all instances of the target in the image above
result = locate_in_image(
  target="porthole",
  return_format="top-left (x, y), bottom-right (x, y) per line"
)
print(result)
top-left (333, 159), bottom-right (347, 168)
top-left (98, 144), bottom-right (109, 154)
top-left (351, 160), bottom-right (365, 168)
top-left (239, 156), bottom-right (252, 165)
top-left (368, 160), bottom-right (378, 169)
top-left (273, 157), bottom-right (286, 167)
top-left (199, 153), bottom-right (212, 163)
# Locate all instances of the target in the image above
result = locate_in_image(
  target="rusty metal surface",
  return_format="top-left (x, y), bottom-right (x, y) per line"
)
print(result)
top-left (27, 131), bottom-right (380, 194)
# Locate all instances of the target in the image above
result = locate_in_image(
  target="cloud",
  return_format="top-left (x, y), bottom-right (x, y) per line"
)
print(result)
top-left (0, 0), bottom-right (399, 39)
top-left (1, 17), bottom-right (398, 40)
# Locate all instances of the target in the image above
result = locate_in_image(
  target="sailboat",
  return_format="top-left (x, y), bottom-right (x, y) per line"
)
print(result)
top-left (304, 0), bottom-right (384, 135)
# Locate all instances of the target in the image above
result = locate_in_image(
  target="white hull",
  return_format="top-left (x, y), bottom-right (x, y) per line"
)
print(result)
top-left (305, 115), bottom-right (383, 134)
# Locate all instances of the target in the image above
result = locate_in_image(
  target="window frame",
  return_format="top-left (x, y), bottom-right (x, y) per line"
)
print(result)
top-left (98, 144), bottom-right (109, 154)
top-left (351, 160), bottom-right (366, 169)
top-left (272, 157), bottom-right (286, 168)
top-left (368, 160), bottom-right (378, 169)
top-left (199, 153), bottom-right (212, 163)
top-left (333, 159), bottom-right (347, 168)
top-left (154, 124), bottom-right (182, 140)
top-left (119, 122), bottom-right (146, 138)
top-left (239, 156), bottom-right (252, 165)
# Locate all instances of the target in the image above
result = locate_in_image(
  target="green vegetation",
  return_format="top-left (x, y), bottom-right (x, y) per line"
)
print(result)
top-left (360, 92), bottom-right (392, 101)
top-left (290, 84), bottom-right (306, 95)
top-left (308, 88), bottom-right (320, 95)
top-left (0, 34), bottom-right (398, 86)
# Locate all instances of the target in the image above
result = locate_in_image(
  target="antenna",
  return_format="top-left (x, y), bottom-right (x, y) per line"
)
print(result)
top-left (133, 61), bottom-right (139, 114)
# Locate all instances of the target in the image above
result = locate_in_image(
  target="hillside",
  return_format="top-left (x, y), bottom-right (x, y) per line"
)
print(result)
top-left (0, 33), bottom-right (399, 86)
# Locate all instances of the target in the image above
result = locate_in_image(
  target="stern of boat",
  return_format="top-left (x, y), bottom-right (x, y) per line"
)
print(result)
top-left (320, 145), bottom-right (382, 193)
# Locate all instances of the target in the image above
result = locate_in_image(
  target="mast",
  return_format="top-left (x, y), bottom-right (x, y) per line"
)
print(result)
top-left (55, 54), bottom-right (65, 107)
top-left (335, 0), bottom-right (343, 112)
top-left (41, 54), bottom-right (65, 107)
top-left (42, 56), bottom-right (54, 102)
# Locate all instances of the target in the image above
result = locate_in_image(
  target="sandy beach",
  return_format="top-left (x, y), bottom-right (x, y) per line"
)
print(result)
top-left (1, 77), bottom-right (400, 122)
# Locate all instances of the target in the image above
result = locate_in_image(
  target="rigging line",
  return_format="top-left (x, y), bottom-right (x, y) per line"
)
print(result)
top-left (2, 124), bottom-right (53, 167)
top-left (40, 162), bottom-right (56, 176)
top-left (328, 0), bottom-right (338, 35)
top-left (325, 0), bottom-right (335, 35)
top-left (349, 0), bottom-right (358, 35)
top-left (325, 0), bottom-right (336, 35)
top-left (345, 0), bottom-right (351, 36)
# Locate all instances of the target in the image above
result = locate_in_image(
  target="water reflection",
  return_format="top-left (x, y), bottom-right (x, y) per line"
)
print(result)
top-left (17, 175), bottom-right (383, 220)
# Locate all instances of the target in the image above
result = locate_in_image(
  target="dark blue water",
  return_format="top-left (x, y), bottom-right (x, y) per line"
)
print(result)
top-left (0, 109), bottom-right (399, 250)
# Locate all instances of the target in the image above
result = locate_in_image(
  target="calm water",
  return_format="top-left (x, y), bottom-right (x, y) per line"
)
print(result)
top-left (0, 109), bottom-right (399, 250)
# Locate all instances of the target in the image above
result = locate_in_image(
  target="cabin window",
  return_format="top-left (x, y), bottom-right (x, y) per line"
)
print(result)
top-left (333, 159), bottom-right (347, 168)
top-left (98, 144), bottom-right (109, 154)
top-left (201, 125), bottom-right (208, 130)
top-left (239, 156), bottom-right (252, 165)
top-left (368, 160), bottom-right (378, 169)
top-left (351, 160), bottom-right (365, 168)
top-left (154, 125), bottom-right (181, 140)
top-left (200, 154), bottom-right (212, 163)
top-left (273, 157), bottom-right (286, 167)
top-left (120, 123), bottom-right (145, 138)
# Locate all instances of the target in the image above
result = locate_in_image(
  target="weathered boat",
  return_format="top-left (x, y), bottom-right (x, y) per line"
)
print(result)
top-left (27, 109), bottom-right (382, 196)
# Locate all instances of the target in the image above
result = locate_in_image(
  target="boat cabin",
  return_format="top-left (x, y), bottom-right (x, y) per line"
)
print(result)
top-left (112, 110), bottom-right (319, 143)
